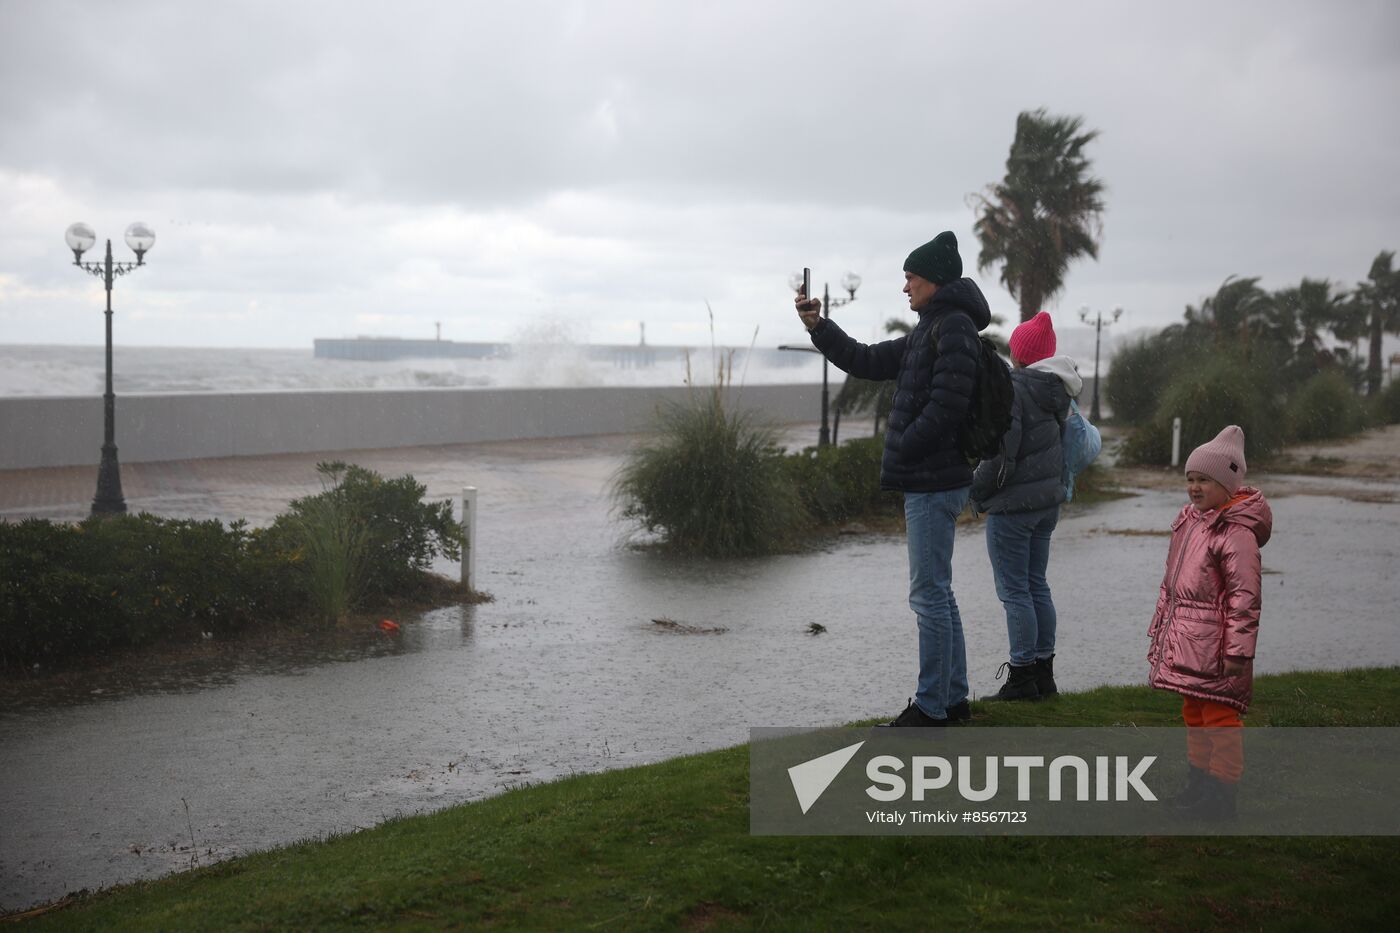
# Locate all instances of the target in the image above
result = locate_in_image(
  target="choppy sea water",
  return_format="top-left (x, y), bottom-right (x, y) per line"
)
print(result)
top-left (0, 344), bottom-right (825, 397)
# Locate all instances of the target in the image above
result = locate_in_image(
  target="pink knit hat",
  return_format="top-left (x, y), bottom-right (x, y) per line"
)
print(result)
top-left (1184, 425), bottom-right (1247, 495)
top-left (1009, 311), bottom-right (1056, 365)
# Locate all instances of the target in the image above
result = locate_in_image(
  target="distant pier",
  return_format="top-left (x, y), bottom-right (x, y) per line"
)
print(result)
top-left (312, 337), bottom-right (812, 369)
top-left (313, 338), bottom-right (505, 361)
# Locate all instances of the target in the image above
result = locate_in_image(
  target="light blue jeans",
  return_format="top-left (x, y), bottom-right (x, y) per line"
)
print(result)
top-left (985, 505), bottom-right (1060, 666)
top-left (905, 487), bottom-right (971, 719)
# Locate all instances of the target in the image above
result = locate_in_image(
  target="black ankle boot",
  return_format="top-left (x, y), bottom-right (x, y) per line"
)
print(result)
top-left (1176, 773), bottom-right (1238, 821)
top-left (1171, 765), bottom-right (1209, 810)
top-left (1034, 655), bottom-right (1058, 696)
top-left (989, 662), bottom-right (1040, 701)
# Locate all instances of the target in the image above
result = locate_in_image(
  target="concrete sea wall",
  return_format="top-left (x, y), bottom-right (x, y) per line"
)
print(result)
top-left (0, 384), bottom-right (825, 470)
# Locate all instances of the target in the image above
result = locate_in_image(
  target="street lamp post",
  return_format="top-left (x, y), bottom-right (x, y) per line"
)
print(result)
top-left (65, 221), bottom-right (156, 516)
top-left (1078, 304), bottom-right (1122, 424)
top-left (783, 271), bottom-right (861, 447)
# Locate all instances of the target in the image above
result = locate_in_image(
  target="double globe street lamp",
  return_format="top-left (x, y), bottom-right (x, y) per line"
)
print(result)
top-left (780, 271), bottom-right (861, 447)
top-left (1078, 304), bottom-right (1122, 424)
top-left (64, 221), bottom-right (156, 515)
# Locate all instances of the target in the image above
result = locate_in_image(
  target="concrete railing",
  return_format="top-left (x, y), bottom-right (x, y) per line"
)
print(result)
top-left (0, 384), bottom-right (825, 470)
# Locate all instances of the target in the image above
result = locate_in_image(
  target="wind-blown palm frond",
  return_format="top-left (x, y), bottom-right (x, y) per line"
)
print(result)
top-left (1273, 278), bottom-right (1347, 376)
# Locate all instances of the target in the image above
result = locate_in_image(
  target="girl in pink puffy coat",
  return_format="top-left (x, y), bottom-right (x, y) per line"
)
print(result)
top-left (1147, 425), bottom-right (1272, 820)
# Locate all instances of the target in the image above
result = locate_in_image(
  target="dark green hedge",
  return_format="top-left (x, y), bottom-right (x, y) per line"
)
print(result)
top-left (0, 464), bottom-right (463, 668)
top-left (782, 436), bottom-right (901, 527)
top-left (0, 515), bottom-right (294, 666)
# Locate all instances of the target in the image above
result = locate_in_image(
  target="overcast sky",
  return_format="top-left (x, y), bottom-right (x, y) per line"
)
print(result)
top-left (1, 0), bottom-right (1396, 350)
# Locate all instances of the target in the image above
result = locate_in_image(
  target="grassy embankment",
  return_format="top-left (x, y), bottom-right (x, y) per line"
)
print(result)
top-left (12, 667), bottom-right (1400, 930)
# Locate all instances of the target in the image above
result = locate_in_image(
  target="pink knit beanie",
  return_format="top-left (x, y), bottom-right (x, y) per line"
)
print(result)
top-left (1184, 425), bottom-right (1247, 495)
top-left (1009, 311), bottom-right (1056, 365)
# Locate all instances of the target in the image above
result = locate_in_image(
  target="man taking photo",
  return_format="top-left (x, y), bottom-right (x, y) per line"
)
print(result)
top-left (796, 231), bottom-right (990, 725)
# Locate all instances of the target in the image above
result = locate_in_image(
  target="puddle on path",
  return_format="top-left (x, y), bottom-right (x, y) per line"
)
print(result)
top-left (3, 442), bottom-right (1398, 911)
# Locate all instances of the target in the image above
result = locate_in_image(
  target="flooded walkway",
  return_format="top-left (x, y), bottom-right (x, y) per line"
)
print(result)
top-left (3, 426), bottom-right (1399, 910)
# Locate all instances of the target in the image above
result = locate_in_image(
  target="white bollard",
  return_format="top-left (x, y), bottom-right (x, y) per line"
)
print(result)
top-left (461, 486), bottom-right (478, 592)
top-left (1171, 417), bottom-right (1182, 467)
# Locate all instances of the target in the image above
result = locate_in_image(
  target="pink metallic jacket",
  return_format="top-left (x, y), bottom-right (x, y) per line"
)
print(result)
top-left (1147, 487), bottom-right (1273, 713)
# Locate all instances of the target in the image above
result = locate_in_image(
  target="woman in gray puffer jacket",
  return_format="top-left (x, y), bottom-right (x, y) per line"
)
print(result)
top-left (969, 312), bottom-right (1082, 701)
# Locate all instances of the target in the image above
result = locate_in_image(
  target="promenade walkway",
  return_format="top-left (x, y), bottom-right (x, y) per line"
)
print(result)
top-left (0, 432), bottom-right (695, 527)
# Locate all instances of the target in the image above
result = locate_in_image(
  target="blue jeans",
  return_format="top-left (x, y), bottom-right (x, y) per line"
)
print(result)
top-left (985, 506), bottom-right (1060, 666)
top-left (905, 487), bottom-right (970, 719)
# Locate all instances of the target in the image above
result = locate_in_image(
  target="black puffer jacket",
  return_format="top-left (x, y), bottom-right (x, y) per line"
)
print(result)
top-left (969, 367), bottom-right (1071, 513)
top-left (810, 277), bottom-right (991, 492)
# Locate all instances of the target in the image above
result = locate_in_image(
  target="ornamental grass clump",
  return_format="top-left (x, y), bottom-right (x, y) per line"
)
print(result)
top-left (285, 481), bottom-right (371, 624)
top-left (613, 353), bottom-right (808, 557)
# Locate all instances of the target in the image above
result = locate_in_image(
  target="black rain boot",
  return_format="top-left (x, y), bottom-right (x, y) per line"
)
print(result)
top-left (1176, 773), bottom-right (1239, 822)
top-left (1034, 655), bottom-right (1058, 697)
top-left (1170, 765), bottom-right (1209, 810)
top-left (988, 662), bottom-right (1041, 701)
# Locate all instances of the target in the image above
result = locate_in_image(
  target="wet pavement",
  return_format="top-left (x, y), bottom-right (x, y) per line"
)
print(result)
top-left (2, 425), bottom-right (1399, 910)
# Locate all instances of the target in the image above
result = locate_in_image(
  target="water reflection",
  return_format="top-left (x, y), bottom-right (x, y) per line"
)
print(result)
top-left (0, 605), bottom-right (481, 717)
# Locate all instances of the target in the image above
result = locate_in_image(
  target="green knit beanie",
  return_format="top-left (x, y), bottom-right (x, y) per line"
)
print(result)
top-left (903, 231), bottom-right (962, 285)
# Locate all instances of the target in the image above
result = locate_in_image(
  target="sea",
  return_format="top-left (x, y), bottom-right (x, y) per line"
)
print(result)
top-left (0, 343), bottom-right (826, 397)
top-left (0, 321), bottom-right (1140, 397)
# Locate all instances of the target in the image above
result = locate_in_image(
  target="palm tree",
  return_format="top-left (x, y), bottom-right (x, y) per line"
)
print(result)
top-left (1272, 278), bottom-right (1347, 377)
top-left (1352, 250), bottom-right (1400, 395)
top-left (972, 109), bottom-right (1106, 322)
top-left (1328, 288), bottom-right (1370, 385)
top-left (1183, 276), bottom-right (1279, 356)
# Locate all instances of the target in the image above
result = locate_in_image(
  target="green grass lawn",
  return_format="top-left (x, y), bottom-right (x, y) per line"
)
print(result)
top-left (13, 667), bottom-right (1400, 931)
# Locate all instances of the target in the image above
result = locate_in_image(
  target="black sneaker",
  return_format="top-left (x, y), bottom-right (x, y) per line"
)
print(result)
top-left (988, 662), bottom-right (1041, 701)
top-left (946, 699), bottom-right (971, 722)
top-left (1034, 655), bottom-right (1058, 697)
top-left (877, 698), bottom-right (950, 727)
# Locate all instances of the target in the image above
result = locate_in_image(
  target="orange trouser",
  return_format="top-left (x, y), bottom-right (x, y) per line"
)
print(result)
top-left (1182, 696), bottom-right (1244, 784)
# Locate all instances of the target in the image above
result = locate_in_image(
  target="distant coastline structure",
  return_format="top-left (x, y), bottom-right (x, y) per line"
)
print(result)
top-left (314, 337), bottom-right (504, 361)
top-left (312, 336), bottom-right (810, 369)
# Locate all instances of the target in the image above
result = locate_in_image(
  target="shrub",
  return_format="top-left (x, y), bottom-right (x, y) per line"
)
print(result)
top-left (1105, 335), bottom-right (1185, 426)
top-left (1372, 379), bottom-right (1400, 425)
top-left (0, 515), bottom-right (290, 666)
top-left (782, 437), bottom-right (900, 526)
top-left (1287, 370), bottom-right (1370, 441)
top-left (1120, 352), bottom-right (1285, 465)
top-left (612, 384), bottom-right (809, 557)
top-left (1, 463), bottom-right (464, 667)
top-left (269, 462), bottom-right (463, 603)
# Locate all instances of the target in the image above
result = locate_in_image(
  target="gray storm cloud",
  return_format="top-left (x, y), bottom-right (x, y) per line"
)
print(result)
top-left (0, 0), bottom-right (1396, 348)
